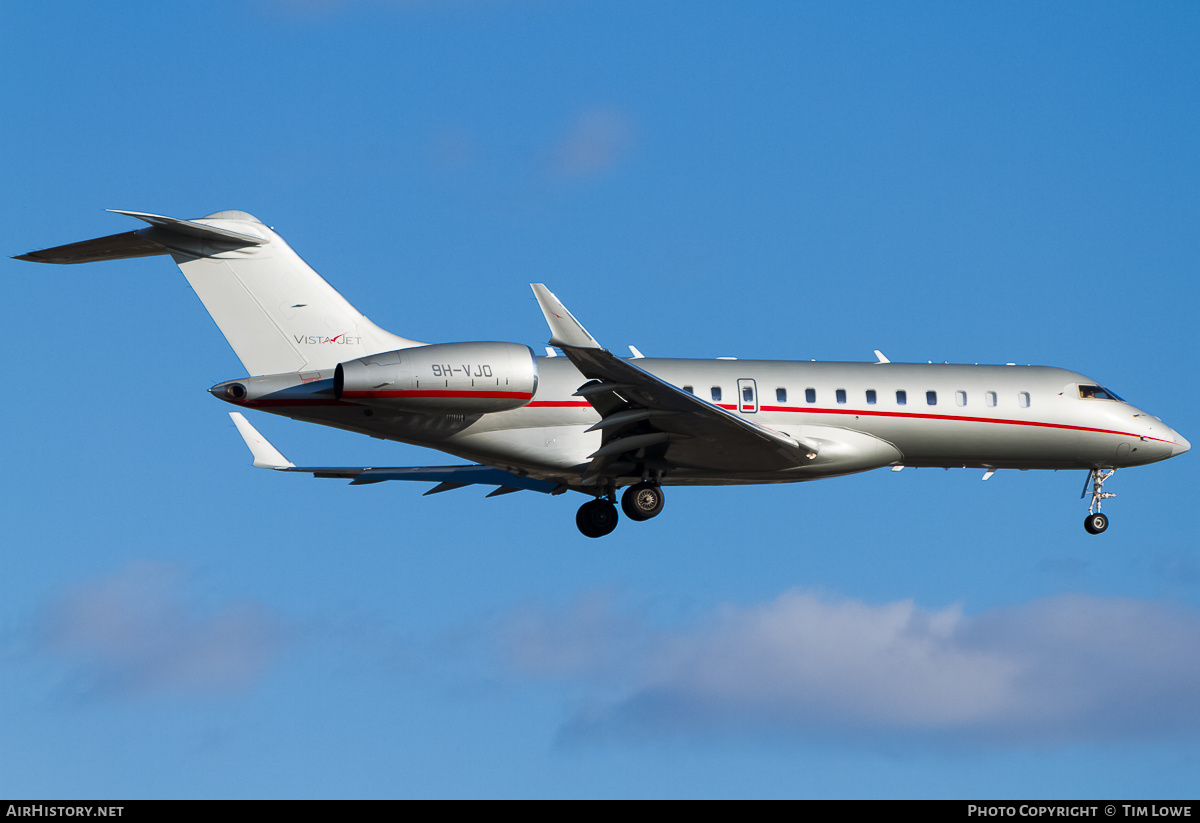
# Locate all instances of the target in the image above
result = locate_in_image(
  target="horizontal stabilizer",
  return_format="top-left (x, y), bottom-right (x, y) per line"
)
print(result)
top-left (16, 209), bottom-right (420, 375)
top-left (13, 230), bottom-right (170, 265)
top-left (107, 210), bottom-right (267, 246)
top-left (14, 210), bottom-right (266, 264)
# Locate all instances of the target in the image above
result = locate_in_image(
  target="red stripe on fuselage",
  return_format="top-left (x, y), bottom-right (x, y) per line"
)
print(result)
top-left (342, 390), bottom-right (534, 400)
top-left (754, 404), bottom-right (1171, 443)
top-left (235, 396), bottom-right (1168, 444)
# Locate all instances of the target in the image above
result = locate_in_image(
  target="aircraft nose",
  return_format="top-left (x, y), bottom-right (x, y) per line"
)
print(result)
top-left (1171, 431), bottom-right (1191, 458)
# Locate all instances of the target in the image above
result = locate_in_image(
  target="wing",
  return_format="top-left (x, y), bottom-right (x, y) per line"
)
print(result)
top-left (229, 413), bottom-right (564, 496)
top-left (530, 284), bottom-right (818, 485)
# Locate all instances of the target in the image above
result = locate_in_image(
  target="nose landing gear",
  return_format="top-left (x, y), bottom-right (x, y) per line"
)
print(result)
top-left (1082, 469), bottom-right (1116, 535)
top-left (1084, 511), bottom-right (1109, 534)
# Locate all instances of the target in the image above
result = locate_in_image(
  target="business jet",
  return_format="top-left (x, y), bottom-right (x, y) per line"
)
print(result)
top-left (16, 210), bottom-right (1189, 537)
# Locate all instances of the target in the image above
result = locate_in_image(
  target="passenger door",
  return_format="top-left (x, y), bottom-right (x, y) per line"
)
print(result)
top-left (737, 378), bottom-right (758, 414)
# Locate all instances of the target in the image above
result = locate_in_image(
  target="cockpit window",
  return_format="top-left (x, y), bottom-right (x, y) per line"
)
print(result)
top-left (1079, 385), bottom-right (1124, 401)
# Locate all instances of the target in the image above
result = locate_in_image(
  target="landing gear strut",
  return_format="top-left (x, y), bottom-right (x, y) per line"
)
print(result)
top-left (576, 498), bottom-right (619, 538)
top-left (621, 482), bottom-right (665, 521)
top-left (1081, 468), bottom-right (1115, 535)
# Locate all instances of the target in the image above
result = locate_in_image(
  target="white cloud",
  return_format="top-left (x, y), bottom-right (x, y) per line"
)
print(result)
top-left (495, 590), bottom-right (1200, 746)
top-left (548, 106), bottom-right (635, 179)
top-left (39, 561), bottom-right (286, 698)
top-left (501, 589), bottom-right (649, 680)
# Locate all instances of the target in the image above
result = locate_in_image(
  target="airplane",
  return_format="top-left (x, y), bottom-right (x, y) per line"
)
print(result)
top-left (16, 209), bottom-right (1190, 538)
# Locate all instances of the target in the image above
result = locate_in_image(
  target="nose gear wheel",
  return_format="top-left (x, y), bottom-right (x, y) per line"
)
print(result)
top-left (1084, 512), bottom-right (1109, 534)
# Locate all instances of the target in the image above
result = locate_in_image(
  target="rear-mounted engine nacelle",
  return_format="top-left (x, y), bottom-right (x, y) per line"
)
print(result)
top-left (335, 342), bottom-right (539, 414)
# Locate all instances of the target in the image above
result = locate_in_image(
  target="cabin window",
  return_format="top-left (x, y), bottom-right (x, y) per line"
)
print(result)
top-left (776, 388), bottom-right (787, 403)
top-left (896, 390), bottom-right (907, 405)
top-left (985, 391), bottom-right (997, 407)
top-left (683, 385), bottom-right (694, 394)
top-left (956, 390), bottom-right (967, 407)
top-left (805, 388), bottom-right (816, 403)
top-left (866, 389), bottom-right (877, 404)
top-left (836, 389), bottom-right (847, 404)
top-left (1018, 391), bottom-right (1030, 408)
top-left (926, 390), bottom-right (937, 406)
top-left (743, 386), bottom-right (754, 403)
top-left (711, 387), bottom-right (722, 402)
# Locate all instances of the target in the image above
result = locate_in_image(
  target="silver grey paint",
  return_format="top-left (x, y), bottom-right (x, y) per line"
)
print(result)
top-left (18, 209), bottom-right (1188, 506)
top-left (212, 356), bottom-right (1188, 490)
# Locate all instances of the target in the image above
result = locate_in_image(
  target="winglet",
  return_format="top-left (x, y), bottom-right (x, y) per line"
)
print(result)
top-left (530, 284), bottom-right (602, 350)
top-left (229, 412), bottom-right (296, 469)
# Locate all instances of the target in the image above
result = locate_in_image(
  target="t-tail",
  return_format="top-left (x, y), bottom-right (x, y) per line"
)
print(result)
top-left (15, 210), bottom-right (421, 375)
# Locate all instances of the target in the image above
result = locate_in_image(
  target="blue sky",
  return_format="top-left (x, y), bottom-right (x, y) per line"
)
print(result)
top-left (4, 0), bottom-right (1199, 799)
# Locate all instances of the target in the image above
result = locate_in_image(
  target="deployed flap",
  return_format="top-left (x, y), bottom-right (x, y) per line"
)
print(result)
top-left (530, 284), bottom-right (818, 480)
top-left (569, 345), bottom-right (818, 473)
top-left (336, 466), bottom-right (560, 493)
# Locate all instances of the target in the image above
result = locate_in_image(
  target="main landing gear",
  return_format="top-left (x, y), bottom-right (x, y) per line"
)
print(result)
top-left (575, 482), bottom-right (666, 537)
top-left (576, 498), bottom-right (620, 538)
top-left (621, 481), bottom-right (665, 521)
top-left (1082, 468), bottom-right (1116, 535)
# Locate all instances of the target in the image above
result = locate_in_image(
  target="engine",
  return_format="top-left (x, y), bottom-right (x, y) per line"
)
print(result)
top-left (335, 341), bottom-right (539, 414)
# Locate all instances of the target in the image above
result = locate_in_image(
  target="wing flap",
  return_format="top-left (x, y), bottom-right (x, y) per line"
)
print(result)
top-left (228, 412), bottom-right (564, 495)
top-left (530, 285), bottom-right (819, 481)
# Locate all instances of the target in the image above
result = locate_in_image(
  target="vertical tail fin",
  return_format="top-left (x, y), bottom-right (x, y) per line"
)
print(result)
top-left (15, 210), bottom-right (422, 376)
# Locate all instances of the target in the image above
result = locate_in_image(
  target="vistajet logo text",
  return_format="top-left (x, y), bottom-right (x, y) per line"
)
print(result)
top-left (293, 334), bottom-right (363, 345)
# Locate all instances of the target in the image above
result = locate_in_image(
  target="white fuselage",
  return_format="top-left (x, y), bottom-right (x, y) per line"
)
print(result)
top-left (22, 209), bottom-right (1188, 533)
top-left (231, 356), bottom-right (1188, 488)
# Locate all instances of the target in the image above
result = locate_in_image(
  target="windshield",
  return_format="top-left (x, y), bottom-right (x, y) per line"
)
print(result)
top-left (1078, 384), bottom-right (1124, 401)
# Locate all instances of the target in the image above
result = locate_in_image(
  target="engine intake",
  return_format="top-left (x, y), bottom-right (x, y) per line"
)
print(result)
top-left (335, 342), bottom-right (538, 414)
